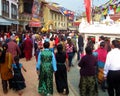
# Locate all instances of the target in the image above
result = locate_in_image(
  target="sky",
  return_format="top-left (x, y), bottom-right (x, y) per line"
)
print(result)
top-left (46, 0), bottom-right (110, 13)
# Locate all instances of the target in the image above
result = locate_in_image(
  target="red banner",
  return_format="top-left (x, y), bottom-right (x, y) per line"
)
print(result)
top-left (84, 0), bottom-right (91, 23)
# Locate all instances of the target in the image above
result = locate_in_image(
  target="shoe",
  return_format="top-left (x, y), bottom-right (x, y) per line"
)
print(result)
top-left (3, 89), bottom-right (8, 94)
top-left (47, 93), bottom-right (52, 96)
top-left (63, 89), bottom-right (66, 95)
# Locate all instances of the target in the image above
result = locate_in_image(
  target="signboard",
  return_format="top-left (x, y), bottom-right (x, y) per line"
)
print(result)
top-left (29, 21), bottom-right (41, 27)
top-left (32, 0), bottom-right (40, 21)
top-left (29, 0), bottom-right (41, 27)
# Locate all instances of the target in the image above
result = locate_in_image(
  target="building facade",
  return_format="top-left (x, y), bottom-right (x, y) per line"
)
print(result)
top-left (18, 0), bottom-right (44, 33)
top-left (0, 0), bottom-right (19, 32)
top-left (41, 3), bottom-right (68, 32)
top-left (0, 0), bottom-right (74, 33)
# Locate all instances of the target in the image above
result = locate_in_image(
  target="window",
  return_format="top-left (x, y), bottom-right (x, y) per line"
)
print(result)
top-left (52, 13), bottom-right (54, 20)
top-left (61, 23), bottom-right (63, 27)
top-left (55, 14), bottom-right (57, 20)
top-left (64, 23), bottom-right (66, 27)
top-left (11, 3), bottom-right (17, 19)
top-left (58, 14), bottom-right (60, 20)
top-left (23, 0), bottom-right (33, 14)
top-left (61, 16), bottom-right (63, 21)
top-left (58, 22), bottom-right (60, 26)
top-left (55, 22), bottom-right (56, 27)
top-left (2, 0), bottom-right (9, 17)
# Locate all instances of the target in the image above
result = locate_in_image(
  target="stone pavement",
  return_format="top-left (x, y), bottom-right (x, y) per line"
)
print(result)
top-left (0, 57), bottom-right (76, 96)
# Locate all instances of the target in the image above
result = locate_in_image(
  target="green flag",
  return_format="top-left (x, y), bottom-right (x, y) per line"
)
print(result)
top-left (116, 6), bottom-right (120, 13)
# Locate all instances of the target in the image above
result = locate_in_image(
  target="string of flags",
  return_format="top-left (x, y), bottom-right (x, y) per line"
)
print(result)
top-left (93, 0), bottom-right (120, 16)
top-left (59, 7), bottom-right (75, 21)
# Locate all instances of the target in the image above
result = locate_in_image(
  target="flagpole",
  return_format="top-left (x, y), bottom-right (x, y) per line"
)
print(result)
top-left (91, 0), bottom-right (93, 24)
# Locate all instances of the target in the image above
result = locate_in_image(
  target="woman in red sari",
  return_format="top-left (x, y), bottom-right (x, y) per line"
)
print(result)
top-left (23, 35), bottom-right (33, 61)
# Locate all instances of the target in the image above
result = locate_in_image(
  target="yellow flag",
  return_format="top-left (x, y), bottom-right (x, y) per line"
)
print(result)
top-left (109, 0), bottom-right (113, 4)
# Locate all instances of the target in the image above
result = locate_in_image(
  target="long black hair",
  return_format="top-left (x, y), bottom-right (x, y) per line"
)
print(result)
top-left (57, 44), bottom-right (63, 54)
top-left (0, 48), bottom-right (4, 63)
top-left (0, 43), bottom-right (8, 64)
top-left (14, 56), bottom-right (20, 69)
top-left (112, 40), bottom-right (120, 49)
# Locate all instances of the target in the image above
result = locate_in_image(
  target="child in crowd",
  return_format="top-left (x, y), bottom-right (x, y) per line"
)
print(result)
top-left (12, 56), bottom-right (26, 96)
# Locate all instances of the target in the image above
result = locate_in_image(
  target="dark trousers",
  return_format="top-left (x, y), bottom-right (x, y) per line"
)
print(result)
top-left (2, 79), bottom-right (13, 92)
top-left (67, 52), bottom-right (74, 67)
top-left (107, 70), bottom-right (120, 96)
top-left (77, 47), bottom-right (83, 60)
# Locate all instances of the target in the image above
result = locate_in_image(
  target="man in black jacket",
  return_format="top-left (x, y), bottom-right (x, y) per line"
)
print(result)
top-left (77, 33), bottom-right (84, 60)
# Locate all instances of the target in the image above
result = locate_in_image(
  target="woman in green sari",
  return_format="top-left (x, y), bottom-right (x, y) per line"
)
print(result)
top-left (36, 42), bottom-right (57, 96)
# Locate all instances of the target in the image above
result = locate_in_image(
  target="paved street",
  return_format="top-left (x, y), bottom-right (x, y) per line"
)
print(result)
top-left (0, 57), bottom-right (75, 96)
top-left (0, 54), bottom-right (109, 96)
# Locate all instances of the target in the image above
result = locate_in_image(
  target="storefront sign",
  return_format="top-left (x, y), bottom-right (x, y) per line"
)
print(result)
top-left (29, 21), bottom-right (41, 27)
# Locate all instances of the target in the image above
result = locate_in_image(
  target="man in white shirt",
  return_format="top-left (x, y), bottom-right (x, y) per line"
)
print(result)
top-left (104, 40), bottom-right (120, 96)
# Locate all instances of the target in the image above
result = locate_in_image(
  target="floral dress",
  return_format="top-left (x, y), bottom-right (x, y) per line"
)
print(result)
top-left (38, 50), bottom-right (53, 95)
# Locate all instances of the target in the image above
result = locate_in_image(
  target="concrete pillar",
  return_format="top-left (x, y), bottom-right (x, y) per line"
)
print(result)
top-left (84, 34), bottom-right (88, 48)
top-left (95, 35), bottom-right (99, 43)
top-left (0, 0), bottom-right (2, 16)
top-left (9, 1), bottom-right (11, 19)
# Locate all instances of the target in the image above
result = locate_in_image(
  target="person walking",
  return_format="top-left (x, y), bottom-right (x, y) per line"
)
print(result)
top-left (0, 43), bottom-right (13, 94)
top-left (95, 41), bottom-right (107, 92)
top-left (12, 56), bottom-right (26, 96)
top-left (104, 40), bottom-right (120, 96)
top-left (55, 44), bottom-right (69, 95)
top-left (78, 46), bottom-right (98, 96)
top-left (7, 37), bottom-right (21, 62)
top-left (77, 33), bottom-right (84, 61)
top-left (65, 38), bottom-right (74, 67)
top-left (36, 42), bottom-right (57, 96)
top-left (49, 37), bottom-right (55, 53)
top-left (23, 35), bottom-right (33, 61)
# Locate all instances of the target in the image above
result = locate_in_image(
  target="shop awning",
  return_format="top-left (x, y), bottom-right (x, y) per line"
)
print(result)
top-left (10, 20), bottom-right (19, 24)
top-left (29, 21), bottom-right (41, 27)
top-left (0, 18), bottom-right (11, 25)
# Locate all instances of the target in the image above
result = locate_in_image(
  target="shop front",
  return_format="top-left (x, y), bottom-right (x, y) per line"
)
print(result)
top-left (0, 17), bottom-right (11, 32)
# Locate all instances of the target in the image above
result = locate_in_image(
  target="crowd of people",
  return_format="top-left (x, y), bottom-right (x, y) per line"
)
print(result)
top-left (79, 35), bottom-right (120, 96)
top-left (0, 31), bottom-right (120, 96)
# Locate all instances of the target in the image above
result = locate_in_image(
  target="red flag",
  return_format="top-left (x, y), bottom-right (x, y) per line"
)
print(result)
top-left (84, 0), bottom-right (91, 23)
